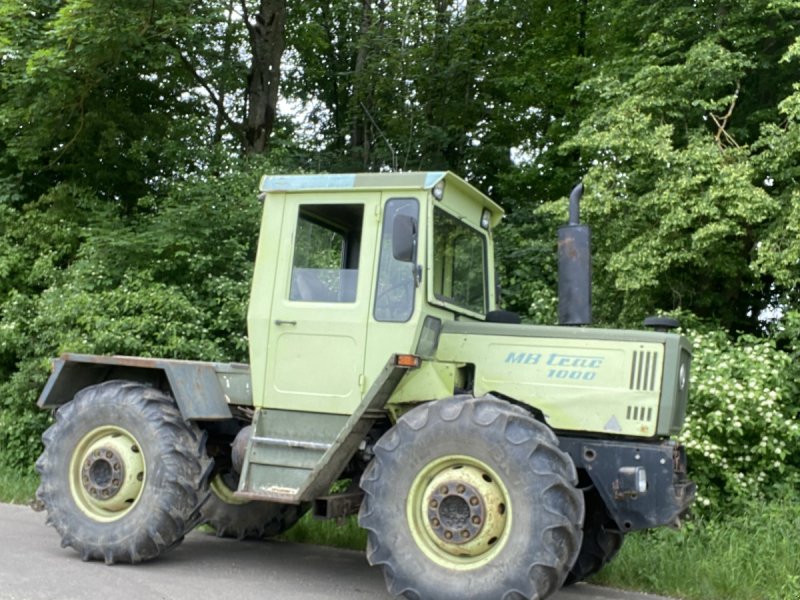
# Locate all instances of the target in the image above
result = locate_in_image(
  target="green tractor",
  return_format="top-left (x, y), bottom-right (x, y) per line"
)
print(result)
top-left (35, 172), bottom-right (694, 600)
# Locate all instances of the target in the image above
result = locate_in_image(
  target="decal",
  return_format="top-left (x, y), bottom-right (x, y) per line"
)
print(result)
top-left (504, 350), bottom-right (606, 382)
top-left (504, 352), bottom-right (542, 365)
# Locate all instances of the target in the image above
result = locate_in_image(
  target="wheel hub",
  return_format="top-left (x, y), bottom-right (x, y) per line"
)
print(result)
top-left (82, 447), bottom-right (125, 500)
top-left (69, 426), bottom-right (146, 521)
top-left (426, 480), bottom-right (484, 544)
top-left (412, 460), bottom-right (510, 563)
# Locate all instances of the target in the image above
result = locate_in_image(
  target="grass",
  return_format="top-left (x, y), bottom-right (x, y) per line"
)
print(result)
top-left (591, 497), bottom-right (800, 600)
top-left (280, 499), bottom-right (800, 600)
top-left (278, 513), bottom-right (367, 551)
top-left (3, 462), bottom-right (797, 600)
top-left (0, 463), bottom-right (39, 505)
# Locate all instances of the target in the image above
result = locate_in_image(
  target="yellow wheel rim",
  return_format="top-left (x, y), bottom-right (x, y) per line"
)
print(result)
top-left (210, 473), bottom-right (248, 506)
top-left (68, 425), bottom-right (146, 522)
top-left (407, 455), bottom-right (511, 570)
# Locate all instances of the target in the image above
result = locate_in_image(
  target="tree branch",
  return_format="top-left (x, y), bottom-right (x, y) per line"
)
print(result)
top-left (172, 44), bottom-right (246, 144)
top-left (240, 0), bottom-right (255, 40)
top-left (710, 82), bottom-right (741, 150)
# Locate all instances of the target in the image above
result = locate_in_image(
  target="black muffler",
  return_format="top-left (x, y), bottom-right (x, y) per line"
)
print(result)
top-left (558, 183), bottom-right (592, 326)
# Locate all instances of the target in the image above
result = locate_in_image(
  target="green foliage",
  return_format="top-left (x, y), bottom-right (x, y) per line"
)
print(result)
top-left (0, 0), bottom-right (798, 539)
top-left (278, 513), bottom-right (367, 552)
top-left (681, 329), bottom-right (800, 513)
top-left (494, 206), bottom-right (562, 324)
top-left (0, 462), bottom-right (39, 505)
top-left (592, 496), bottom-right (800, 600)
top-left (0, 0), bottom-right (228, 205)
top-left (564, 33), bottom-right (779, 328)
top-left (0, 158), bottom-right (268, 470)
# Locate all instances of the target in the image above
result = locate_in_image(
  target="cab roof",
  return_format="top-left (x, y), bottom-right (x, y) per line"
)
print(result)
top-left (259, 171), bottom-right (505, 224)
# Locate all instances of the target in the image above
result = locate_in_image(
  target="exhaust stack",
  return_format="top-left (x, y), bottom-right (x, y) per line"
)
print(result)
top-left (558, 183), bottom-right (592, 326)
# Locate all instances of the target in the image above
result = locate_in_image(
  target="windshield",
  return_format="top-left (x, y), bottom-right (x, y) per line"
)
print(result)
top-left (432, 207), bottom-right (487, 315)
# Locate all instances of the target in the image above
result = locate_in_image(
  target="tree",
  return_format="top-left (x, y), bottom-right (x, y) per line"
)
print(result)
top-left (0, 0), bottom-right (208, 207)
top-left (243, 0), bottom-right (286, 154)
top-left (549, 0), bottom-right (800, 331)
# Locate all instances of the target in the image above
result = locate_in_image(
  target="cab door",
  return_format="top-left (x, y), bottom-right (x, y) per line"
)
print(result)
top-left (264, 194), bottom-right (379, 415)
top-left (363, 195), bottom-right (424, 381)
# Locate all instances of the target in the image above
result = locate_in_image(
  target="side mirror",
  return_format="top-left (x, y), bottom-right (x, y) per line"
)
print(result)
top-left (392, 214), bottom-right (417, 263)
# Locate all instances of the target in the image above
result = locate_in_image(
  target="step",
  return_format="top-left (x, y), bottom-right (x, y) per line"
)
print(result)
top-left (236, 358), bottom-right (406, 504)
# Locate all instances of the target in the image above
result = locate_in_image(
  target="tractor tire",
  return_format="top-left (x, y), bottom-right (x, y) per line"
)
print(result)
top-left (35, 380), bottom-right (211, 564)
top-left (202, 469), bottom-right (309, 539)
top-left (565, 488), bottom-right (625, 584)
top-left (359, 395), bottom-right (584, 600)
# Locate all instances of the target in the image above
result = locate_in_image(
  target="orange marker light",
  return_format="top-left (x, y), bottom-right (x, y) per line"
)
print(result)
top-left (395, 354), bottom-right (421, 368)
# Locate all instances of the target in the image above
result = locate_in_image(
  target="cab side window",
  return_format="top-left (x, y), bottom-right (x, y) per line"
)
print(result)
top-left (290, 204), bottom-right (364, 303)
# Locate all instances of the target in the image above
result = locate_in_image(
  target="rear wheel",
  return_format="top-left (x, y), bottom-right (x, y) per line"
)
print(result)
top-left (201, 468), bottom-right (308, 539)
top-left (35, 381), bottom-right (211, 563)
top-left (359, 395), bottom-right (584, 600)
top-left (566, 488), bottom-right (625, 584)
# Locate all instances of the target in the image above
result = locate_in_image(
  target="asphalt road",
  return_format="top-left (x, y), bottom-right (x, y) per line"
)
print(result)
top-left (0, 503), bottom-right (673, 600)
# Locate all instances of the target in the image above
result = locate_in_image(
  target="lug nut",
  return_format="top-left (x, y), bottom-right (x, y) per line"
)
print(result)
top-left (456, 484), bottom-right (465, 494)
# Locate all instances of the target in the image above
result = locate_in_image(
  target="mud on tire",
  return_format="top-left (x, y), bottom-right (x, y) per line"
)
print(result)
top-left (359, 395), bottom-right (584, 600)
top-left (35, 380), bottom-right (211, 564)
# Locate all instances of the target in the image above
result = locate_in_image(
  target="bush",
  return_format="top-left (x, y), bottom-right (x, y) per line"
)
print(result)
top-left (0, 160), bottom-right (268, 471)
top-left (680, 328), bottom-right (800, 513)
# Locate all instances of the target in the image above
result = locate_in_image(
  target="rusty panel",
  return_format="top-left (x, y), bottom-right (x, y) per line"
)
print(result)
top-left (37, 353), bottom-right (241, 420)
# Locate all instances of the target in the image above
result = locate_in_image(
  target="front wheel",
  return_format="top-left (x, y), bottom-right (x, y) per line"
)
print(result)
top-left (359, 395), bottom-right (584, 600)
top-left (35, 381), bottom-right (210, 563)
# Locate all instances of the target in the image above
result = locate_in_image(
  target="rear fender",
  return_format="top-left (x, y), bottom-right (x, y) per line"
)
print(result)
top-left (37, 353), bottom-right (233, 420)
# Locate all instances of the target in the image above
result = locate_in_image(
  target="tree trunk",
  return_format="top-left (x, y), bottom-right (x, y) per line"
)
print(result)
top-left (350, 0), bottom-right (372, 169)
top-left (214, 0), bottom-right (238, 144)
top-left (243, 0), bottom-right (286, 155)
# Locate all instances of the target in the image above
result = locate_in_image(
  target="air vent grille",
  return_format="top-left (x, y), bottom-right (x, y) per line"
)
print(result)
top-left (629, 350), bottom-right (659, 391)
top-left (626, 405), bottom-right (654, 422)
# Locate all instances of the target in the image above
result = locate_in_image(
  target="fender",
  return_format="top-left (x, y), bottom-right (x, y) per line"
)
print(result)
top-left (37, 353), bottom-right (242, 420)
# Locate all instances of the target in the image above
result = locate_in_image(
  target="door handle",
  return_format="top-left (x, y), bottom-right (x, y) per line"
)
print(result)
top-left (274, 319), bottom-right (297, 326)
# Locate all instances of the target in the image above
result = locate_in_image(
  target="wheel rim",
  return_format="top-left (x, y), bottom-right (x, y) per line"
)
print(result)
top-left (68, 425), bottom-right (146, 522)
top-left (210, 472), bottom-right (249, 506)
top-left (407, 455), bottom-right (511, 570)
